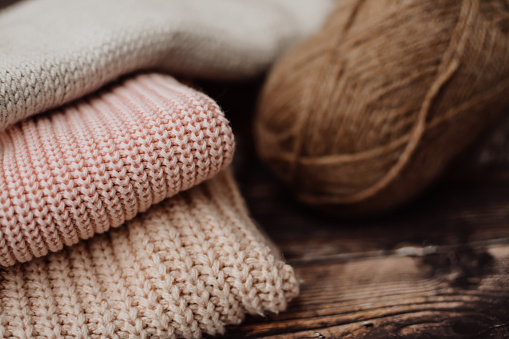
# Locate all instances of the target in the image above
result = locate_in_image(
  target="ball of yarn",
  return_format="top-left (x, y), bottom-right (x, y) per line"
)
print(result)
top-left (255, 0), bottom-right (509, 215)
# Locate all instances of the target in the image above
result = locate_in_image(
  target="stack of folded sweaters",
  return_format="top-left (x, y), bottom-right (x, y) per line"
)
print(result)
top-left (0, 0), bottom-right (334, 337)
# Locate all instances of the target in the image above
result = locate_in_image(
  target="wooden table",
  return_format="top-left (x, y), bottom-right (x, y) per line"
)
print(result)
top-left (200, 79), bottom-right (509, 338)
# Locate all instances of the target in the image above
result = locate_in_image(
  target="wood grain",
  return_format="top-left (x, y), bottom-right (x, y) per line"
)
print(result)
top-left (197, 79), bottom-right (509, 339)
top-left (218, 160), bottom-right (509, 338)
top-left (225, 244), bottom-right (509, 338)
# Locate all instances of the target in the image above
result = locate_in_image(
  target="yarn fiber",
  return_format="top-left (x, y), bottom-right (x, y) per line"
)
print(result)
top-left (0, 169), bottom-right (299, 338)
top-left (0, 73), bottom-right (234, 267)
top-left (0, 0), bottom-right (335, 130)
top-left (256, 0), bottom-right (509, 214)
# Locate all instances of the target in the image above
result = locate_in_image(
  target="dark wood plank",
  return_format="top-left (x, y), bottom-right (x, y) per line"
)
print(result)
top-left (223, 243), bottom-right (509, 338)
top-left (235, 163), bottom-right (509, 262)
top-left (198, 79), bottom-right (509, 339)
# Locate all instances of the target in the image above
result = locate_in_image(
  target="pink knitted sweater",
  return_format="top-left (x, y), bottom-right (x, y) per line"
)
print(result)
top-left (0, 73), bottom-right (235, 267)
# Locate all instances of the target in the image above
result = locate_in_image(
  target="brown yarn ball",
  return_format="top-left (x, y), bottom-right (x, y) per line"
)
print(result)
top-left (255, 0), bottom-right (509, 215)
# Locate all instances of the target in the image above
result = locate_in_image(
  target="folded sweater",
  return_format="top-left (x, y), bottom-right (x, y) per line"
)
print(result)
top-left (0, 0), bottom-right (335, 130)
top-left (0, 73), bottom-right (234, 266)
top-left (0, 169), bottom-right (299, 338)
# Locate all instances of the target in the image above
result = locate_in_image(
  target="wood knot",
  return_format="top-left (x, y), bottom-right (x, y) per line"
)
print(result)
top-left (420, 245), bottom-right (494, 288)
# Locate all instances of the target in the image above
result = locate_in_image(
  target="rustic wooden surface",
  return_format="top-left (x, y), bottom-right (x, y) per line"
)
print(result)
top-left (198, 79), bottom-right (509, 339)
top-left (223, 162), bottom-right (509, 339)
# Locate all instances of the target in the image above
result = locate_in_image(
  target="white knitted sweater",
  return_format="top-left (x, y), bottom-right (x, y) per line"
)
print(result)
top-left (0, 0), bottom-right (334, 130)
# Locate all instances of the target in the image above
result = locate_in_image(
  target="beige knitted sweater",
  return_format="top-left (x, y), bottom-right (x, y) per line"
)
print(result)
top-left (0, 169), bottom-right (299, 338)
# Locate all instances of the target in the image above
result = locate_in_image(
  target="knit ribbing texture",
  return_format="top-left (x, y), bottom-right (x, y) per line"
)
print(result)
top-left (0, 0), bottom-right (335, 130)
top-left (0, 169), bottom-right (299, 338)
top-left (0, 73), bottom-right (235, 267)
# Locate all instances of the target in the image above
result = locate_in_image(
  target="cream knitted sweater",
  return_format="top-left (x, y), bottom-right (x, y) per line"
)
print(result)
top-left (0, 169), bottom-right (299, 338)
top-left (0, 0), bottom-right (335, 130)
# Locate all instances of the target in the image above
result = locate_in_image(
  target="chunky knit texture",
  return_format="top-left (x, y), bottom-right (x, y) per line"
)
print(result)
top-left (0, 73), bottom-right (235, 267)
top-left (0, 0), bottom-right (335, 130)
top-left (0, 170), bottom-right (299, 338)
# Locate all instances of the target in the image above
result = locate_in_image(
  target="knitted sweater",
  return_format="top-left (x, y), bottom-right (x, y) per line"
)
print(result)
top-left (0, 169), bottom-right (299, 338)
top-left (0, 73), bottom-right (235, 267)
top-left (0, 0), bottom-right (335, 130)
